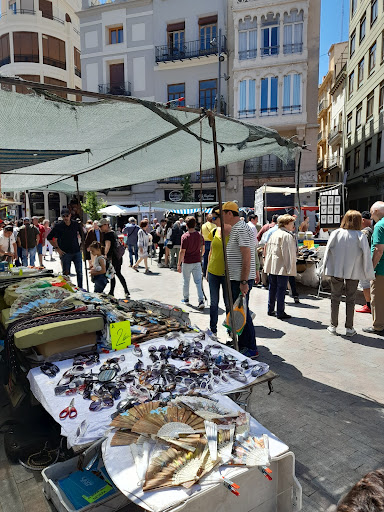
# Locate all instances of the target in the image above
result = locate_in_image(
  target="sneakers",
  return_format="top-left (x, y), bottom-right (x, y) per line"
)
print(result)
top-left (346, 328), bottom-right (356, 336)
top-left (267, 311), bottom-right (276, 317)
top-left (198, 301), bottom-right (205, 310)
top-left (181, 298), bottom-right (190, 305)
top-left (293, 296), bottom-right (300, 304)
top-left (125, 292), bottom-right (130, 299)
top-left (144, 269), bottom-right (152, 274)
top-left (240, 347), bottom-right (259, 359)
top-left (158, 263), bottom-right (165, 268)
top-left (277, 313), bottom-right (291, 320)
top-left (362, 326), bottom-right (384, 335)
top-left (355, 304), bottom-right (371, 313)
top-left (327, 325), bottom-right (337, 335)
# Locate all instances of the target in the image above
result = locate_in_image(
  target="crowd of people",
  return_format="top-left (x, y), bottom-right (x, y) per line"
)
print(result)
top-left (0, 199), bottom-right (383, 356)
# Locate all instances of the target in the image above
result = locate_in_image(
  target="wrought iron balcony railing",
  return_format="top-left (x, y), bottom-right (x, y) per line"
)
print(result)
top-left (98, 81), bottom-right (132, 96)
top-left (155, 35), bottom-right (227, 63)
top-left (158, 168), bottom-right (226, 183)
top-left (283, 43), bottom-right (303, 54)
top-left (282, 105), bottom-right (302, 114)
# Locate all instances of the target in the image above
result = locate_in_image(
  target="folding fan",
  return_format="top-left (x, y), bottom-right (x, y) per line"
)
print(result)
top-left (230, 434), bottom-right (270, 467)
top-left (172, 396), bottom-right (238, 421)
top-left (130, 406), bottom-right (205, 436)
top-left (204, 420), bottom-right (218, 461)
top-left (143, 439), bottom-right (220, 491)
top-left (110, 430), bottom-right (140, 447)
top-left (217, 427), bottom-right (235, 463)
top-left (110, 401), bottom-right (162, 429)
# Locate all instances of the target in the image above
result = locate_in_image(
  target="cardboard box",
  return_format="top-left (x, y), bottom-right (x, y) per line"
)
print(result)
top-left (36, 332), bottom-right (97, 357)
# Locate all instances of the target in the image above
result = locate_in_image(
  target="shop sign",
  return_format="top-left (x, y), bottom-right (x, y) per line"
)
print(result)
top-left (194, 189), bottom-right (216, 202)
top-left (165, 190), bottom-right (183, 202)
top-left (319, 185), bottom-right (343, 228)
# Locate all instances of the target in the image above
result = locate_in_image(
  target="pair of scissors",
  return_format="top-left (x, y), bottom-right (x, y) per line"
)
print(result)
top-left (59, 398), bottom-right (77, 419)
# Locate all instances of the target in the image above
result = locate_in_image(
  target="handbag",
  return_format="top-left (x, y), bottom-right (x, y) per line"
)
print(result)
top-left (105, 261), bottom-right (115, 280)
top-left (113, 232), bottom-right (125, 260)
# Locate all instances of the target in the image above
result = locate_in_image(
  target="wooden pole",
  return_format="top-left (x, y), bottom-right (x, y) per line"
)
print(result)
top-left (208, 113), bottom-right (239, 352)
top-left (74, 176), bottom-right (89, 291)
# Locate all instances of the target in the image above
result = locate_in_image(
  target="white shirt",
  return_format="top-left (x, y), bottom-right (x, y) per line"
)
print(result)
top-left (227, 221), bottom-right (256, 281)
top-left (0, 233), bottom-right (16, 253)
top-left (247, 221), bottom-right (258, 247)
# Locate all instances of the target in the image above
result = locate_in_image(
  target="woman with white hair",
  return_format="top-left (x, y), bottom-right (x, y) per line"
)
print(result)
top-left (123, 217), bottom-right (139, 267)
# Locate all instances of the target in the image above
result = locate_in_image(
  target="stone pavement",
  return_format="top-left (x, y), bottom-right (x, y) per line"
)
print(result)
top-left (0, 253), bottom-right (383, 511)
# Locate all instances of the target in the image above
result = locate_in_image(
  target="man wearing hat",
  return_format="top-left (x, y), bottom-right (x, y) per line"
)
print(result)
top-left (0, 225), bottom-right (17, 263)
top-left (17, 217), bottom-right (39, 266)
top-left (356, 211), bottom-right (374, 314)
top-left (222, 201), bottom-right (258, 358)
top-left (47, 208), bottom-right (84, 288)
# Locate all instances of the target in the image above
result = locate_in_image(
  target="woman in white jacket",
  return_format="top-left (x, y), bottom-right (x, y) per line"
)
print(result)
top-left (264, 214), bottom-right (297, 320)
top-left (322, 210), bottom-right (375, 336)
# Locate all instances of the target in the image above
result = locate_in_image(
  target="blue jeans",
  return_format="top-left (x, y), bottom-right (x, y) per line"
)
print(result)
top-left (22, 246), bottom-right (36, 266)
top-left (268, 274), bottom-right (289, 316)
top-left (203, 241), bottom-right (211, 275)
top-left (127, 244), bottom-right (138, 266)
top-left (93, 274), bottom-right (108, 293)
top-left (288, 276), bottom-right (298, 297)
top-left (182, 262), bottom-right (204, 303)
top-left (230, 280), bottom-right (257, 351)
top-left (208, 272), bottom-right (229, 334)
top-left (61, 252), bottom-right (83, 288)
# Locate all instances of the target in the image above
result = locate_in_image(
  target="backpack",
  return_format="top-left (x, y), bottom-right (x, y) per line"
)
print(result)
top-left (150, 229), bottom-right (160, 244)
top-left (113, 232), bottom-right (125, 260)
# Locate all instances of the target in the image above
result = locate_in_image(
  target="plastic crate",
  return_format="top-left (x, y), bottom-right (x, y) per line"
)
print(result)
top-left (42, 441), bottom-right (130, 512)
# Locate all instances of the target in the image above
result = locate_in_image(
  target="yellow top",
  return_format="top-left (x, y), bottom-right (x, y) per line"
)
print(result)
top-left (201, 221), bottom-right (216, 241)
top-left (207, 228), bottom-right (229, 276)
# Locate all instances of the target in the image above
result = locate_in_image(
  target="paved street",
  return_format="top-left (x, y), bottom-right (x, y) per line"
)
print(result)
top-left (0, 253), bottom-right (383, 511)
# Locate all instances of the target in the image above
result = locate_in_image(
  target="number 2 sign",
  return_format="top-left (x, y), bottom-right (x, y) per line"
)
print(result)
top-left (110, 321), bottom-right (131, 351)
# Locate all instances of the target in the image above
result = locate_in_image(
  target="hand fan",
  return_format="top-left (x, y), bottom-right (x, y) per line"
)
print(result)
top-left (173, 396), bottom-right (238, 421)
top-left (204, 420), bottom-right (218, 461)
top-left (110, 430), bottom-right (140, 447)
top-left (159, 434), bottom-right (203, 452)
top-left (130, 435), bottom-right (157, 485)
top-left (230, 434), bottom-right (270, 467)
top-left (110, 401), bottom-right (161, 429)
top-left (217, 427), bottom-right (235, 463)
top-left (130, 406), bottom-right (205, 436)
top-left (216, 411), bottom-right (250, 437)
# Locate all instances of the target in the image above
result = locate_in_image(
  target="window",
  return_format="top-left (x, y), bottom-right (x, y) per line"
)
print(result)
top-left (261, 13), bottom-right (279, 56)
top-left (167, 22), bottom-right (185, 54)
top-left (377, 132), bottom-right (382, 163)
top-left (44, 76), bottom-right (67, 98)
top-left (15, 74), bottom-right (39, 94)
top-left (371, 0), bottom-right (378, 25)
top-left (42, 34), bottom-right (65, 69)
top-left (365, 140), bottom-right (372, 167)
top-left (260, 76), bottom-right (278, 115)
top-left (369, 42), bottom-right (376, 74)
top-left (74, 47), bottom-right (81, 77)
top-left (382, 30), bottom-right (384, 63)
top-left (168, 83), bottom-right (185, 106)
top-left (0, 34), bottom-right (10, 67)
top-left (347, 112), bottom-right (352, 134)
top-left (39, 0), bottom-right (53, 20)
top-left (354, 148), bottom-right (360, 172)
top-left (109, 63), bottom-right (125, 94)
top-left (238, 16), bottom-right (257, 60)
top-left (360, 14), bottom-right (366, 42)
top-left (345, 154), bottom-right (351, 174)
top-left (109, 27), bottom-right (123, 44)
top-left (379, 81), bottom-right (384, 112)
top-left (9, 1), bottom-right (16, 13)
top-left (358, 57), bottom-right (364, 87)
top-left (283, 73), bottom-right (301, 113)
top-left (367, 91), bottom-right (374, 119)
top-left (13, 32), bottom-right (39, 63)
top-left (350, 30), bottom-right (356, 57)
top-left (356, 103), bottom-right (362, 127)
top-left (199, 79), bottom-right (217, 110)
top-left (283, 9), bottom-right (303, 54)
top-left (351, 0), bottom-right (357, 16)
top-left (199, 15), bottom-right (217, 52)
top-left (348, 71), bottom-right (354, 98)
top-left (238, 79), bottom-right (256, 117)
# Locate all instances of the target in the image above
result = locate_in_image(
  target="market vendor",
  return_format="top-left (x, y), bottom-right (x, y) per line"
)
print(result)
top-left (0, 225), bottom-right (17, 263)
top-left (47, 208), bottom-right (84, 288)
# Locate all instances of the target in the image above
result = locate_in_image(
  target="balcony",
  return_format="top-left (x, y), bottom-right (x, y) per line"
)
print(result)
top-left (318, 99), bottom-right (328, 115)
top-left (14, 53), bottom-right (39, 63)
top-left (239, 49), bottom-right (257, 60)
top-left (0, 56), bottom-right (11, 67)
top-left (74, 66), bottom-right (81, 78)
top-left (98, 81), bottom-right (131, 96)
top-left (317, 131), bottom-right (325, 142)
top-left (283, 43), bottom-right (303, 54)
top-left (238, 109), bottom-right (256, 118)
top-left (0, 8), bottom-right (64, 24)
top-left (261, 46), bottom-right (279, 57)
top-left (282, 105), bottom-right (302, 115)
top-left (158, 168), bottom-right (226, 184)
top-left (244, 158), bottom-right (295, 179)
top-left (324, 156), bottom-right (341, 169)
top-left (155, 35), bottom-right (227, 64)
top-left (43, 57), bottom-right (66, 69)
top-left (328, 125), bottom-right (342, 144)
top-left (260, 107), bottom-right (278, 116)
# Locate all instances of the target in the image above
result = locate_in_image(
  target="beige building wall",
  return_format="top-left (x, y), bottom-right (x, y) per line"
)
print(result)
top-left (344, 0), bottom-right (384, 210)
top-left (227, 0), bottom-right (320, 208)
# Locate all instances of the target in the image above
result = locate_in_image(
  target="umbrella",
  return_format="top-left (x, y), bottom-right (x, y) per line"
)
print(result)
top-left (98, 205), bottom-right (132, 217)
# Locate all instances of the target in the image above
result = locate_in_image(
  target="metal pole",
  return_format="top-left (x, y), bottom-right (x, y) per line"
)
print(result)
top-left (217, 28), bottom-right (222, 115)
top-left (74, 176), bottom-right (89, 291)
top-left (208, 112), bottom-right (239, 351)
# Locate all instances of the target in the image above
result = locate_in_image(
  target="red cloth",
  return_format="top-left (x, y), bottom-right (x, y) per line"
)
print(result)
top-left (37, 224), bottom-right (45, 244)
top-left (257, 222), bottom-right (276, 242)
top-left (181, 231), bottom-right (204, 264)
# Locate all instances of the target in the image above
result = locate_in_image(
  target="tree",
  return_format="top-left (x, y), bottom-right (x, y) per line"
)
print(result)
top-left (181, 174), bottom-right (193, 202)
top-left (81, 192), bottom-right (107, 221)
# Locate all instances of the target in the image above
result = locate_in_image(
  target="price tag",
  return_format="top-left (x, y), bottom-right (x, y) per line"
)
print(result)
top-left (303, 240), bottom-right (314, 249)
top-left (109, 321), bottom-right (131, 351)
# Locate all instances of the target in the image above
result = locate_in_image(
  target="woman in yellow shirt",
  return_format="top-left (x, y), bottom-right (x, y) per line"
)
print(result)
top-left (206, 206), bottom-right (232, 335)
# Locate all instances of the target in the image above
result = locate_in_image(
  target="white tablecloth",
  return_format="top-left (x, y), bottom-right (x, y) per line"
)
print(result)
top-left (27, 333), bottom-right (269, 447)
top-left (102, 394), bottom-right (288, 512)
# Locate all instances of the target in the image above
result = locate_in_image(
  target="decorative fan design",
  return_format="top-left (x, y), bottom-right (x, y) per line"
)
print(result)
top-left (10, 287), bottom-right (74, 319)
top-left (130, 406), bottom-right (205, 436)
top-left (217, 427), bottom-right (235, 463)
top-left (111, 430), bottom-right (140, 447)
top-left (230, 434), bottom-right (270, 467)
top-left (204, 420), bottom-right (218, 461)
top-left (160, 434), bottom-right (203, 452)
top-left (110, 401), bottom-right (162, 429)
top-left (216, 412), bottom-right (250, 437)
top-left (172, 396), bottom-right (238, 421)
top-left (143, 439), bottom-right (219, 491)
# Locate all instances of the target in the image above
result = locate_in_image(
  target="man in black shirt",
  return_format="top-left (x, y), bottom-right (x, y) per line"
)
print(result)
top-left (47, 208), bottom-right (83, 288)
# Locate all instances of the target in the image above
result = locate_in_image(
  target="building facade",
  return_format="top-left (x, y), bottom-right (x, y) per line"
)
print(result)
top-left (344, 0), bottom-right (384, 210)
top-left (317, 42), bottom-right (348, 185)
top-left (78, 0), bottom-right (228, 205)
top-left (0, 0), bottom-right (81, 98)
top-left (227, 0), bottom-right (320, 207)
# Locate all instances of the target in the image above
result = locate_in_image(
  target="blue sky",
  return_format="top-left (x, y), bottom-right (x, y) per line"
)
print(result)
top-left (319, 0), bottom-right (350, 82)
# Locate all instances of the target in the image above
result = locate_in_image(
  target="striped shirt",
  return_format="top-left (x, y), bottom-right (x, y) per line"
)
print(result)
top-left (227, 221), bottom-right (256, 281)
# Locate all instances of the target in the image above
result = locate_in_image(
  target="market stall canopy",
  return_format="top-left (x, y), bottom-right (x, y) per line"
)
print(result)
top-left (142, 201), bottom-right (215, 214)
top-left (260, 185), bottom-right (336, 195)
top-left (98, 205), bottom-right (135, 216)
top-left (0, 149), bottom-right (88, 172)
top-left (0, 83), bottom-right (298, 193)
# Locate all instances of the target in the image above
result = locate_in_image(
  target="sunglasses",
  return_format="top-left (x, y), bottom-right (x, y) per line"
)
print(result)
top-left (40, 362), bottom-right (60, 377)
top-left (89, 396), bottom-right (114, 411)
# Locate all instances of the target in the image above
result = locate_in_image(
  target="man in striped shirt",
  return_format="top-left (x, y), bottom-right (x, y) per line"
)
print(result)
top-left (222, 201), bottom-right (258, 358)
